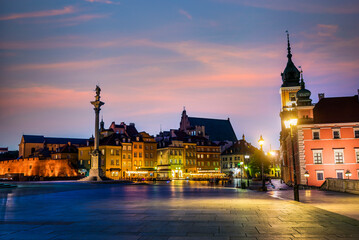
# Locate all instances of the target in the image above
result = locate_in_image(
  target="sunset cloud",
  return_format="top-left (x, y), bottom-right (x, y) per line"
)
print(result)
top-left (85, 0), bottom-right (120, 5)
top-left (0, 6), bottom-right (75, 21)
top-left (179, 9), bottom-right (192, 20)
top-left (219, 0), bottom-right (359, 14)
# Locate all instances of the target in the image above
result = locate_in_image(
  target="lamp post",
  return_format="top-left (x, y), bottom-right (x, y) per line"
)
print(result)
top-left (345, 170), bottom-right (352, 179)
top-left (304, 171), bottom-right (309, 186)
top-left (245, 155), bottom-right (250, 187)
top-left (258, 135), bottom-right (265, 191)
top-left (284, 118), bottom-right (299, 202)
top-left (240, 161), bottom-right (244, 188)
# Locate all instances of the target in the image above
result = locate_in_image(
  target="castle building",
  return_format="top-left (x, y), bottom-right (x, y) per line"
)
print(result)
top-left (279, 33), bottom-right (359, 186)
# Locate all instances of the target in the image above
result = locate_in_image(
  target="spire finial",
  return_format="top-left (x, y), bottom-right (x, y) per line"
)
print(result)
top-left (299, 66), bottom-right (305, 89)
top-left (286, 30), bottom-right (292, 59)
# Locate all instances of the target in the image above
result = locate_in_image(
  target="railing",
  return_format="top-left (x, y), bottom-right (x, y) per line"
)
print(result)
top-left (320, 178), bottom-right (359, 195)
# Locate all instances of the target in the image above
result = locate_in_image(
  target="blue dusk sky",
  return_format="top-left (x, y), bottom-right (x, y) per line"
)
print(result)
top-left (0, 0), bottom-right (358, 150)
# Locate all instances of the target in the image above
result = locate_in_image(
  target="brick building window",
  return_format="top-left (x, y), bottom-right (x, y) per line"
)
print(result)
top-left (116, 160), bottom-right (119, 166)
top-left (313, 131), bottom-right (320, 140)
top-left (355, 149), bottom-right (359, 163)
top-left (336, 170), bottom-right (344, 179)
top-left (316, 171), bottom-right (324, 181)
top-left (355, 130), bottom-right (359, 138)
top-left (334, 149), bottom-right (344, 164)
top-left (312, 150), bottom-right (322, 164)
top-left (333, 130), bottom-right (340, 139)
top-left (111, 160), bottom-right (114, 165)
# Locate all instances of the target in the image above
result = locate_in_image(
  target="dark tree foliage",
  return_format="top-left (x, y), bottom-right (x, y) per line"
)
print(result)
top-left (248, 149), bottom-right (271, 176)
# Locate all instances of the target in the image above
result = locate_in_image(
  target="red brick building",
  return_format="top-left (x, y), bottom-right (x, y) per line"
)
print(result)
top-left (279, 33), bottom-right (359, 186)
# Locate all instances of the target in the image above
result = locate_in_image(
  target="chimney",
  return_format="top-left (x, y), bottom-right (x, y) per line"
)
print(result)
top-left (318, 93), bottom-right (325, 101)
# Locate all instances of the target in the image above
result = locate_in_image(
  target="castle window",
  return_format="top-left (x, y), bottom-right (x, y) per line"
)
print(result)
top-left (312, 150), bottom-right (322, 164)
top-left (334, 149), bottom-right (344, 164)
top-left (312, 130), bottom-right (320, 140)
top-left (333, 129), bottom-right (340, 139)
top-left (316, 171), bottom-right (324, 181)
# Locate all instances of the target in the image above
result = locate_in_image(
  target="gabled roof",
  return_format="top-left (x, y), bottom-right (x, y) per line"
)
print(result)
top-left (45, 137), bottom-right (88, 145)
top-left (22, 135), bottom-right (88, 145)
top-left (23, 135), bottom-right (45, 143)
top-left (188, 117), bottom-right (237, 142)
top-left (313, 95), bottom-right (359, 124)
top-left (222, 139), bottom-right (256, 156)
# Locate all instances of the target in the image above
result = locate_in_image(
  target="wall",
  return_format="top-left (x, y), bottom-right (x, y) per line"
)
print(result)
top-left (321, 178), bottom-right (359, 194)
top-left (0, 157), bottom-right (78, 177)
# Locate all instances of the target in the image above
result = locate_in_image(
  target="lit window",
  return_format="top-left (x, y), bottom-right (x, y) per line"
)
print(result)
top-left (123, 146), bottom-right (127, 151)
top-left (312, 150), bottom-right (322, 164)
top-left (110, 149), bottom-right (114, 155)
top-left (334, 149), bottom-right (344, 164)
top-left (128, 146), bottom-right (132, 150)
top-left (316, 171), bottom-right (324, 181)
top-left (116, 160), bottom-right (119, 166)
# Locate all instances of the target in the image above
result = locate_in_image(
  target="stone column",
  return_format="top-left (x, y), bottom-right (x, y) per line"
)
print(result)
top-left (79, 85), bottom-right (105, 181)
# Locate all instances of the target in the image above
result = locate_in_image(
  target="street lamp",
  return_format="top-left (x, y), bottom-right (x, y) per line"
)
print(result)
top-left (345, 170), bottom-right (352, 179)
top-left (304, 170), bottom-right (309, 186)
top-left (245, 155), bottom-right (250, 187)
top-left (284, 117), bottom-right (299, 202)
top-left (258, 135), bottom-right (265, 191)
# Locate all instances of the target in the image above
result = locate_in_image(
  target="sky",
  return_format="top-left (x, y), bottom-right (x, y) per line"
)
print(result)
top-left (0, 0), bottom-right (358, 151)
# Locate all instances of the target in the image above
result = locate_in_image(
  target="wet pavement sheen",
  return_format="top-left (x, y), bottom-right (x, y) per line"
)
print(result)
top-left (1, 181), bottom-right (359, 240)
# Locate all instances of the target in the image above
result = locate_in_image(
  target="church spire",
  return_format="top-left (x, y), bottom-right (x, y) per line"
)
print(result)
top-left (286, 30), bottom-right (292, 60)
top-left (281, 30), bottom-right (300, 87)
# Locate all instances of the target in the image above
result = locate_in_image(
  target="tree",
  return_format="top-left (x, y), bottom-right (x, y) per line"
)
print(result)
top-left (248, 149), bottom-right (271, 178)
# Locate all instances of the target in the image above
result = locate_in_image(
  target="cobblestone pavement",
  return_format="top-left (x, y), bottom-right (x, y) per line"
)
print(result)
top-left (1, 181), bottom-right (359, 240)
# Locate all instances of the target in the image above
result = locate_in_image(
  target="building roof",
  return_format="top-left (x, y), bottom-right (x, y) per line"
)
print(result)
top-left (222, 139), bottom-right (256, 156)
top-left (23, 135), bottom-right (45, 143)
top-left (313, 95), bottom-right (359, 124)
top-left (188, 117), bottom-right (237, 142)
top-left (22, 135), bottom-right (88, 145)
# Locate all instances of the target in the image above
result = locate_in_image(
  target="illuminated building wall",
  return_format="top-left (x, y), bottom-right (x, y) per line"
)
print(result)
top-left (0, 157), bottom-right (78, 177)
